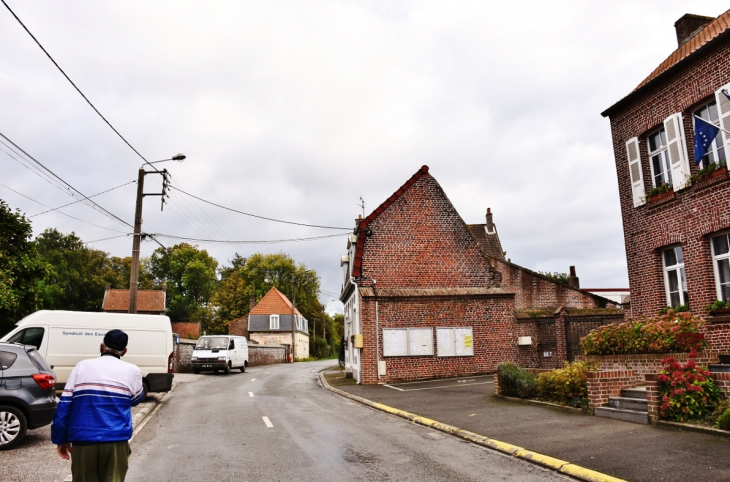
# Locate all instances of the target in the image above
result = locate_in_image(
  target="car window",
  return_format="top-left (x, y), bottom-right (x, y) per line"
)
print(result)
top-left (0, 351), bottom-right (18, 370)
top-left (27, 349), bottom-right (52, 372)
top-left (7, 330), bottom-right (24, 344)
top-left (23, 327), bottom-right (45, 350)
top-left (229, 340), bottom-right (235, 350)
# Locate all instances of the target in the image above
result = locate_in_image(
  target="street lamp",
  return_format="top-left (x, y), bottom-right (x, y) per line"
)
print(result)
top-left (128, 154), bottom-right (186, 314)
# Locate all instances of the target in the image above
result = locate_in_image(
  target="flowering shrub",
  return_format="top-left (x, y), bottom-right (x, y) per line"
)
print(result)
top-left (713, 400), bottom-right (730, 430)
top-left (537, 361), bottom-right (598, 408)
top-left (580, 310), bottom-right (708, 355)
top-left (658, 351), bottom-right (723, 422)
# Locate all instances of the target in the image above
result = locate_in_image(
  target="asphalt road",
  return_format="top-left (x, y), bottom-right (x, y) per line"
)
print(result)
top-left (127, 361), bottom-right (569, 481)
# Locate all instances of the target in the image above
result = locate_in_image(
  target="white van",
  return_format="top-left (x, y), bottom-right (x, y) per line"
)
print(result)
top-left (191, 335), bottom-right (248, 374)
top-left (0, 310), bottom-right (174, 395)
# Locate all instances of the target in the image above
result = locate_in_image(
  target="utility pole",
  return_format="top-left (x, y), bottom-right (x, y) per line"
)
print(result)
top-left (291, 275), bottom-right (296, 362)
top-left (128, 168), bottom-right (145, 314)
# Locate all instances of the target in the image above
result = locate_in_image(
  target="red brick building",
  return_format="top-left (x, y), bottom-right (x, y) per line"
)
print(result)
top-left (602, 11), bottom-right (730, 317)
top-left (340, 166), bottom-right (618, 384)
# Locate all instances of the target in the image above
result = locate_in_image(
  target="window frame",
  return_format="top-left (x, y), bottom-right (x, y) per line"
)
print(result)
top-left (269, 314), bottom-right (280, 330)
top-left (647, 127), bottom-right (672, 188)
top-left (711, 231), bottom-right (730, 301)
top-left (693, 100), bottom-right (726, 169)
top-left (662, 245), bottom-right (688, 308)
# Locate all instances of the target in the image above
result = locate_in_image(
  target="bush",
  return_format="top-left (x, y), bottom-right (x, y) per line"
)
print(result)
top-left (537, 361), bottom-right (597, 408)
top-left (497, 362), bottom-right (538, 399)
top-left (709, 399), bottom-right (730, 430)
top-left (580, 310), bottom-right (708, 355)
top-left (658, 351), bottom-right (723, 422)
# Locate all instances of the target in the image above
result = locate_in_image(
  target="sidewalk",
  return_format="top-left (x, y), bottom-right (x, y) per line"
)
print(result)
top-left (323, 370), bottom-right (730, 482)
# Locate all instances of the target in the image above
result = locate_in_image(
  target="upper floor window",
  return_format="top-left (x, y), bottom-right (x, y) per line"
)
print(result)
top-left (711, 233), bottom-right (730, 301)
top-left (269, 314), bottom-right (280, 330)
top-left (694, 101), bottom-right (726, 168)
top-left (662, 246), bottom-right (688, 308)
top-left (648, 129), bottom-right (672, 187)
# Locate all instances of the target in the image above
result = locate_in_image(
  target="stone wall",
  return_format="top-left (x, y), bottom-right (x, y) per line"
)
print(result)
top-left (172, 339), bottom-right (286, 372)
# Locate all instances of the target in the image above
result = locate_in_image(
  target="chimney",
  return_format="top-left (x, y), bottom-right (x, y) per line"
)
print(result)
top-left (162, 281), bottom-right (167, 293)
top-left (674, 14), bottom-right (714, 47)
top-left (568, 266), bottom-right (580, 289)
top-left (486, 208), bottom-right (494, 234)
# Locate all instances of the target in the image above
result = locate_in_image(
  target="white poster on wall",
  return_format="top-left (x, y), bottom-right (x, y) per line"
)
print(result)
top-left (382, 329), bottom-right (408, 357)
top-left (437, 327), bottom-right (474, 357)
top-left (408, 328), bottom-right (434, 356)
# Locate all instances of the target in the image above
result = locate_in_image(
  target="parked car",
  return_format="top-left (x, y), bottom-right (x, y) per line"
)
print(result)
top-left (191, 335), bottom-right (248, 374)
top-left (0, 342), bottom-right (57, 450)
top-left (0, 310), bottom-right (174, 397)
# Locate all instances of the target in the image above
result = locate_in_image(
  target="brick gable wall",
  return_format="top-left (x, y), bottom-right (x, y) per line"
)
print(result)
top-left (607, 37), bottom-right (730, 318)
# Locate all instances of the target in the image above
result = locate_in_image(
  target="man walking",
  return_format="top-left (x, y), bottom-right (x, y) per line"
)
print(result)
top-left (52, 329), bottom-right (144, 482)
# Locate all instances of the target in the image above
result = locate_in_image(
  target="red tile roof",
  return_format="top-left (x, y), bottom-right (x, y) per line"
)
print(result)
top-left (102, 289), bottom-right (166, 313)
top-left (249, 287), bottom-right (303, 316)
top-left (466, 224), bottom-right (505, 259)
top-left (602, 9), bottom-right (730, 117)
top-left (352, 165), bottom-right (431, 278)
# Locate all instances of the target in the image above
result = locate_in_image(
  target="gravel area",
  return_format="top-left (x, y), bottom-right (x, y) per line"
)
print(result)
top-left (0, 373), bottom-right (204, 482)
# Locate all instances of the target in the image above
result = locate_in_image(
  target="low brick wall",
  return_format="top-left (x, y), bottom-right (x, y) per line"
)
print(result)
top-left (576, 351), bottom-right (721, 380)
top-left (703, 318), bottom-right (730, 352)
top-left (586, 370), bottom-right (636, 410)
top-left (172, 340), bottom-right (286, 373)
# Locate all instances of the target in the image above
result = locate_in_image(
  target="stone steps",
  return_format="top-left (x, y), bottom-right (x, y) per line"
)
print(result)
top-left (595, 387), bottom-right (648, 425)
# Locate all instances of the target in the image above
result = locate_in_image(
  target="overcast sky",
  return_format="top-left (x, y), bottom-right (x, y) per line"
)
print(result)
top-left (2, 1), bottom-right (728, 312)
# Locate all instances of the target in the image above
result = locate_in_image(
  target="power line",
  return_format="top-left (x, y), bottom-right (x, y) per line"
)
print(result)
top-left (171, 184), bottom-right (351, 230)
top-left (152, 232), bottom-right (348, 244)
top-left (0, 182), bottom-right (128, 233)
top-left (29, 180), bottom-right (135, 217)
top-left (0, 0), bottom-right (159, 172)
top-left (84, 234), bottom-right (130, 244)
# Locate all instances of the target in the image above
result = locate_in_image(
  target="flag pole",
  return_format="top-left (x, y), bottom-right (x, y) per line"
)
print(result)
top-left (693, 115), bottom-right (730, 136)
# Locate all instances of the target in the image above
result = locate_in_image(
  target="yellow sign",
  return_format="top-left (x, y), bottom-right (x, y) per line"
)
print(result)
top-left (464, 335), bottom-right (473, 348)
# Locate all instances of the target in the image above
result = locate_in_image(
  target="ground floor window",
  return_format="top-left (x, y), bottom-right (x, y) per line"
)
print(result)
top-left (662, 246), bottom-right (688, 307)
top-left (712, 233), bottom-right (730, 301)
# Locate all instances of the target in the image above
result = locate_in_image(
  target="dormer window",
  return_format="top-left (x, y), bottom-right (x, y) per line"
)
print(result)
top-left (269, 314), bottom-right (280, 330)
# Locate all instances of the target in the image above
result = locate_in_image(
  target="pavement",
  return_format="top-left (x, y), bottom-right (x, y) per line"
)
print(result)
top-left (322, 369), bottom-right (730, 482)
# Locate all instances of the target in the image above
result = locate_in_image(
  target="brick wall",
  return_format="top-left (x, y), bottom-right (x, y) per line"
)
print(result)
top-left (645, 371), bottom-right (730, 424)
top-left (493, 259), bottom-right (613, 309)
top-left (227, 317), bottom-right (249, 338)
top-left (577, 350), bottom-right (721, 381)
top-left (703, 318), bottom-right (730, 351)
top-left (605, 35), bottom-right (730, 318)
top-left (586, 370), bottom-right (636, 409)
top-left (171, 322), bottom-right (199, 339)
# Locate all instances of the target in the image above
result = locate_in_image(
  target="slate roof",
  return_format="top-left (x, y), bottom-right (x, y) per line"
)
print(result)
top-left (602, 9), bottom-right (730, 117)
top-left (466, 224), bottom-right (505, 259)
top-left (102, 289), bottom-right (166, 313)
top-left (249, 286), bottom-right (303, 316)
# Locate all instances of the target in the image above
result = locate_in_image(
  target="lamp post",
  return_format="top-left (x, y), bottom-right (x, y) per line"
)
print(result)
top-left (128, 154), bottom-right (186, 314)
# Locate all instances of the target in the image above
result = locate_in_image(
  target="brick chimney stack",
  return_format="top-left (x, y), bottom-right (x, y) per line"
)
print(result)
top-left (568, 266), bottom-right (580, 289)
top-left (486, 208), bottom-right (494, 234)
top-left (674, 14), bottom-right (715, 47)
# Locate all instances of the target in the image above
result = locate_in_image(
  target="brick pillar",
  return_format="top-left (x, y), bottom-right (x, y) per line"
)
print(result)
top-left (645, 373), bottom-right (661, 424)
top-left (586, 370), bottom-right (635, 410)
top-left (493, 372), bottom-right (500, 396)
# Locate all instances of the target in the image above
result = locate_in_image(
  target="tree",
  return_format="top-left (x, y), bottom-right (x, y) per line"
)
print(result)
top-left (537, 271), bottom-right (570, 286)
top-left (149, 243), bottom-right (218, 323)
top-left (0, 200), bottom-right (46, 335)
top-left (105, 256), bottom-right (154, 290)
top-left (35, 229), bottom-right (112, 312)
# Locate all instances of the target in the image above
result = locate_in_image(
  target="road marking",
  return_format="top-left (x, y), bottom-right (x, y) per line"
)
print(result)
top-left (262, 416), bottom-right (273, 428)
top-left (249, 392), bottom-right (254, 397)
top-left (384, 382), bottom-right (493, 392)
top-left (251, 378), bottom-right (256, 381)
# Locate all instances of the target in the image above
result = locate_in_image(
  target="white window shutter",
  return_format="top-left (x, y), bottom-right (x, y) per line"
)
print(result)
top-left (715, 82), bottom-right (730, 154)
top-left (626, 137), bottom-right (645, 207)
top-left (663, 113), bottom-right (691, 190)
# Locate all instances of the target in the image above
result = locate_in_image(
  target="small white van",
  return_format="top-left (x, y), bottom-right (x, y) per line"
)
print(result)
top-left (0, 310), bottom-right (174, 395)
top-left (191, 335), bottom-right (248, 374)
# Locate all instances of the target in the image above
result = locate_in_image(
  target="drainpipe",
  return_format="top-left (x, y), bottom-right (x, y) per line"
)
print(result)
top-left (373, 279), bottom-right (380, 382)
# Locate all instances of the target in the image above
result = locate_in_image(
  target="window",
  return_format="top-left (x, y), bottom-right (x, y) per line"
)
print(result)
top-left (695, 101), bottom-right (726, 168)
top-left (269, 314), bottom-right (280, 330)
top-left (0, 351), bottom-right (18, 369)
top-left (663, 246), bottom-right (688, 307)
top-left (7, 327), bottom-right (45, 350)
top-left (648, 129), bottom-right (672, 187)
top-left (711, 233), bottom-right (730, 301)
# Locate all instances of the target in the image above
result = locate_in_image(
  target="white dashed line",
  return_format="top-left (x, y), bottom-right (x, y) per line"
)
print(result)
top-left (249, 392), bottom-right (254, 397)
top-left (262, 416), bottom-right (273, 428)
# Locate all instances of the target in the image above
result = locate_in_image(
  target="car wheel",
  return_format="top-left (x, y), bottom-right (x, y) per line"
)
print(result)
top-left (240, 362), bottom-right (246, 373)
top-left (224, 362), bottom-right (231, 375)
top-left (142, 381), bottom-right (149, 401)
top-left (0, 405), bottom-right (27, 451)
top-left (193, 368), bottom-right (200, 374)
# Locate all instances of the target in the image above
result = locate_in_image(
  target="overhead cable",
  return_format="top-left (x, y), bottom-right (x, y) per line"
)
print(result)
top-left (171, 184), bottom-right (351, 230)
top-left (153, 232), bottom-right (348, 244)
top-left (84, 234), bottom-right (130, 244)
top-left (29, 180), bottom-right (135, 217)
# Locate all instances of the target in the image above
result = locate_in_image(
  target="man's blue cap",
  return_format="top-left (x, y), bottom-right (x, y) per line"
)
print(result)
top-left (104, 329), bottom-right (128, 351)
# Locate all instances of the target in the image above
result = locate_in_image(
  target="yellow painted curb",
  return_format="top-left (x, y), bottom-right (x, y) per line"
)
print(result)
top-left (560, 464), bottom-right (627, 482)
top-left (318, 370), bottom-right (628, 482)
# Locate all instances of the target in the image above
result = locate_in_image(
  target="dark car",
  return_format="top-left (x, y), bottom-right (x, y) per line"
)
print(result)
top-left (0, 342), bottom-right (57, 450)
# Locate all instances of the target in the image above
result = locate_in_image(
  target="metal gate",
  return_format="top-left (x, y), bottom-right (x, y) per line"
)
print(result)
top-left (565, 315), bottom-right (623, 361)
top-left (536, 319), bottom-right (557, 353)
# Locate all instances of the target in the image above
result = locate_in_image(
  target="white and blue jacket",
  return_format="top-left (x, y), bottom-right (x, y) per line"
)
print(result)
top-left (51, 354), bottom-right (144, 445)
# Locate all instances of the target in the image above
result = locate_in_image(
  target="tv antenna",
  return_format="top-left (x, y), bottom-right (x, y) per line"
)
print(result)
top-left (357, 196), bottom-right (366, 218)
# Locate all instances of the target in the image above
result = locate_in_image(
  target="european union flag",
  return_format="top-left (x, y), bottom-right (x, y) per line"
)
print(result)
top-left (694, 115), bottom-right (721, 165)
